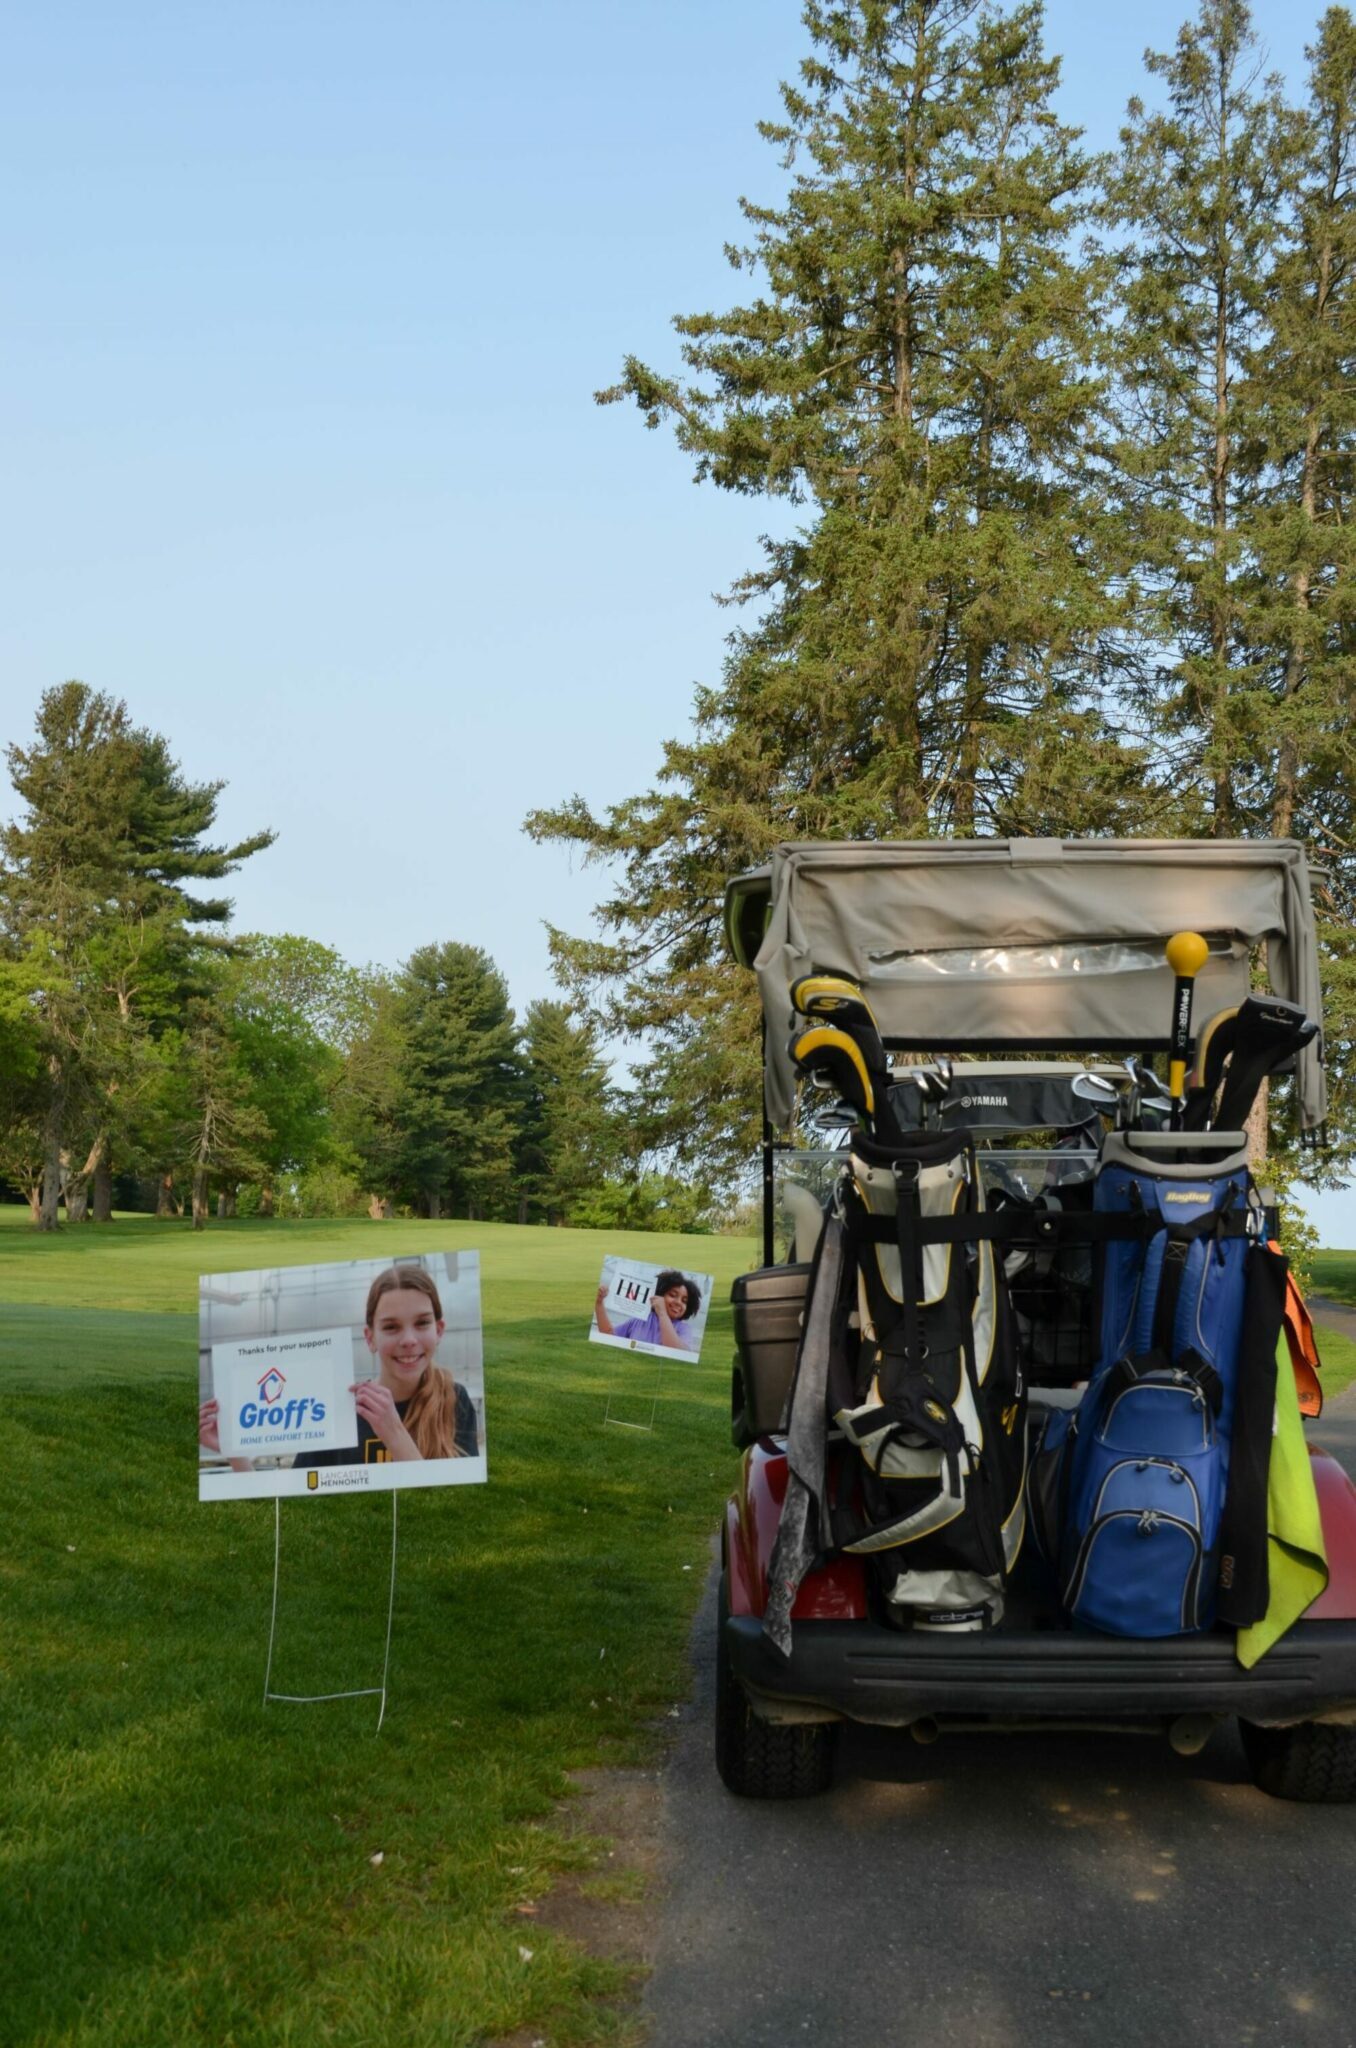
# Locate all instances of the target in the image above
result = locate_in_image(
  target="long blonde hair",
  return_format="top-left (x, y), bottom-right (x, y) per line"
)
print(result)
top-left (365, 1265), bottom-right (462, 1459)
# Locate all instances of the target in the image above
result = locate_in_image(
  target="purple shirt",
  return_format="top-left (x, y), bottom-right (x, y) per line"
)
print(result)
top-left (612, 1309), bottom-right (695, 1350)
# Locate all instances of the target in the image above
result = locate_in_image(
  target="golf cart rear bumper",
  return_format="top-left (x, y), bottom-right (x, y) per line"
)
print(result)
top-left (726, 1614), bottom-right (1356, 1728)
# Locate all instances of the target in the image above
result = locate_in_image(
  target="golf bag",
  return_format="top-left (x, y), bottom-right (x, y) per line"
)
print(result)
top-left (1040, 1133), bottom-right (1274, 1637)
top-left (830, 1127), bottom-right (1028, 1631)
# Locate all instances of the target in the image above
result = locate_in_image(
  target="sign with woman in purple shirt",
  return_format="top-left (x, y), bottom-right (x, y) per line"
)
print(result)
top-left (590, 1255), bottom-right (714, 1361)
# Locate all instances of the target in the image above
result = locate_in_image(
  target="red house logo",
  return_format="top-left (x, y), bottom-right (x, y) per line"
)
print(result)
top-left (257, 1366), bottom-right (286, 1405)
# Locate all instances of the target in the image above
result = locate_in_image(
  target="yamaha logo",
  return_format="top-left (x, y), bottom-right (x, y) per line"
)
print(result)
top-left (960, 1094), bottom-right (1009, 1109)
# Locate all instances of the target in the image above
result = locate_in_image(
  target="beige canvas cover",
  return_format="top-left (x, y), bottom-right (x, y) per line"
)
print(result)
top-left (730, 838), bottom-right (1325, 1131)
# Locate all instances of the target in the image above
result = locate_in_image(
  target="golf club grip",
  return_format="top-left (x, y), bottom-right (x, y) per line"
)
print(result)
top-left (1165, 931), bottom-right (1209, 1100)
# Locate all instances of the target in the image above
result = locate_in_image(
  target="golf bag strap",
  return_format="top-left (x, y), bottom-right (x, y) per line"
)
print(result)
top-left (1218, 1245), bottom-right (1286, 1627)
top-left (850, 1208), bottom-right (1250, 1251)
top-left (1151, 1188), bottom-right (1241, 1358)
top-left (1103, 1348), bottom-right (1224, 1416)
top-left (893, 1162), bottom-right (926, 1373)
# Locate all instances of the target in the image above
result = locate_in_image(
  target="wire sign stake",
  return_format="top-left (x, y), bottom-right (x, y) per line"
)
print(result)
top-left (262, 1492), bottom-right (399, 1732)
top-left (603, 1358), bottom-right (665, 1434)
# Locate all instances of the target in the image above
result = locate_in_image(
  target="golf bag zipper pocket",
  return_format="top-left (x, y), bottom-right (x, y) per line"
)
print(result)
top-left (1064, 1507), bottom-right (1204, 1636)
top-left (1100, 1375), bottom-right (1213, 1456)
top-left (1058, 1356), bottom-right (1222, 1636)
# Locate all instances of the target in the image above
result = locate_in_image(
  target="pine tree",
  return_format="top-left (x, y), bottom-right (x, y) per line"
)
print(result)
top-left (389, 943), bottom-right (525, 1220)
top-left (1105, 0), bottom-right (1293, 831)
top-left (529, 0), bottom-right (1138, 1175)
top-left (516, 1000), bottom-right (620, 1223)
top-left (1240, 7), bottom-right (1356, 1162)
top-left (0, 682), bottom-right (272, 1226)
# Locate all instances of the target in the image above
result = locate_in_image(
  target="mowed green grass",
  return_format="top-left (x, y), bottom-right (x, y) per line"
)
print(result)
top-left (1305, 1252), bottom-right (1356, 1401)
top-left (1311, 1249), bottom-right (1356, 1308)
top-left (4, 1209), bottom-right (757, 2048)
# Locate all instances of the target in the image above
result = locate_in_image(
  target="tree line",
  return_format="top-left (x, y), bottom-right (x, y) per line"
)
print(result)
top-left (0, 685), bottom-right (712, 1232)
top-left (528, 0), bottom-right (1356, 1185)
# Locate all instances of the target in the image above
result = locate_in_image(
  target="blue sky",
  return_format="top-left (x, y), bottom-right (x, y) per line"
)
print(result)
top-left (4, 0), bottom-right (1350, 1237)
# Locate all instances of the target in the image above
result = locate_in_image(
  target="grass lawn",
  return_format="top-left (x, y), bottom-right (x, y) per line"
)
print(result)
top-left (1305, 1252), bottom-right (1356, 1401)
top-left (1311, 1248), bottom-right (1356, 1308)
top-left (4, 1209), bottom-right (757, 2048)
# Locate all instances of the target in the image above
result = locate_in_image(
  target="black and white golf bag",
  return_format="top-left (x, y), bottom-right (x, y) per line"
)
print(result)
top-left (830, 1128), bottom-right (1028, 1631)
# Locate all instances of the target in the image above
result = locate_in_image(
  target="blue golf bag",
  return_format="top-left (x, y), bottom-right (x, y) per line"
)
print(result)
top-left (1040, 1131), bottom-right (1275, 1638)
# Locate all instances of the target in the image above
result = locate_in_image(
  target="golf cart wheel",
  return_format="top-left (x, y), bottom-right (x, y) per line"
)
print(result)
top-left (1239, 1718), bottom-right (1356, 1803)
top-left (715, 1577), bottom-right (836, 1799)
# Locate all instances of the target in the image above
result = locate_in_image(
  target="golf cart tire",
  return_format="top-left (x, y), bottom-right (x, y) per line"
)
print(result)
top-left (715, 1577), bottom-right (836, 1799)
top-left (1239, 1718), bottom-right (1356, 1803)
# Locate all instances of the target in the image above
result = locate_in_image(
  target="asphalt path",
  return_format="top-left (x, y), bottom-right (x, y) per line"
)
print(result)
top-left (644, 1347), bottom-right (1356, 2048)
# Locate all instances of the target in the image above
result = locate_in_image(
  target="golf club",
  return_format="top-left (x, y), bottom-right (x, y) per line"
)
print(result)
top-left (790, 1023), bottom-right (879, 1134)
top-left (1181, 1004), bottom-right (1240, 1131)
top-left (789, 974), bottom-right (893, 1109)
top-left (1125, 1057), bottom-right (1173, 1127)
top-left (1165, 930), bottom-right (1210, 1127)
top-left (1211, 995), bottom-right (1318, 1135)
top-left (1071, 1070), bottom-right (1124, 1120)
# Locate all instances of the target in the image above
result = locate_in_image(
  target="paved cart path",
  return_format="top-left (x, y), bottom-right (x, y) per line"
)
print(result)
top-left (643, 1358), bottom-right (1356, 2048)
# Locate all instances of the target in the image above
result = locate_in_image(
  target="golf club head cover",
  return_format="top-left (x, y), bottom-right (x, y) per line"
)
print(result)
top-left (790, 972), bottom-right (889, 1058)
top-left (789, 974), bottom-right (895, 1120)
top-left (1182, 1006), bottom-right (1239, 1131)
top-left (790, 1023), bottom-right (876, 1127)
top-left (1213, 996), bottom-right (1318, 1134)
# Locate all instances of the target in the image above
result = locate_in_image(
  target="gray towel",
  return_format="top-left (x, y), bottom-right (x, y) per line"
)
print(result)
top-left (763, 1214), bottom-right (847, 1658)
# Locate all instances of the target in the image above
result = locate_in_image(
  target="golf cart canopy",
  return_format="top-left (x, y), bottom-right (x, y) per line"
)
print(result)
top-left (725, 838), bottom-right (1326, 1131)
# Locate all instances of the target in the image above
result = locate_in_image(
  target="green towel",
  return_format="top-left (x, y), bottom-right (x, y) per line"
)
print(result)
top-left (1236, 1335), bottom-right (1330, 1669)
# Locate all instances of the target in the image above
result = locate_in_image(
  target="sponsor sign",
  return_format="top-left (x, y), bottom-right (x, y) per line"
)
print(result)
top-left (214, 1326), bottom-right (358, 1456)
top-left (198, 1252), bottom-right (487, 1500)
top-left (589, 1253), bottom-right (714, 1363)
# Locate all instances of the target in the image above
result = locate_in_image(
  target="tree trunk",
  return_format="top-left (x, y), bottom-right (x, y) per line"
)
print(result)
top-left (517, 1193), bottom-right (529, 1225)
top-left (192, 1167), bottom-right (209, 1230)
top-left (1245, 1076), bottom-right (1269, 1174)
top-left (427, 1190), bottom-right (442, 1221)
top-left (156, 1173), bottom-right (175, 1218)
top-left (1209, 82), bottom-right (1234, 838)
top-left (93, 1157), bottom-right (113, 1223)
top-left (38, 1085), bottom-right (64, 1231)
top-left (67, 1132), bottom-right (104, 1226)
top-left (26, 1182), bottom-right (41, 1224)
top-left (259, 1185), bottom-right (275, 1217)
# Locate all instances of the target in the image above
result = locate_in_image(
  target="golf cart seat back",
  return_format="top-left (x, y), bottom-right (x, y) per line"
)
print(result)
top-left (891, 1062), bottom-right (1122, 1137)
top-left (726, 838), bottom-right (1326, 1134)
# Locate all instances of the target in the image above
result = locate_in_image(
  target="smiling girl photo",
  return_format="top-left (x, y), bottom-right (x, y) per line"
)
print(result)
top-left (198, 1251), bottom-right (485, 1498)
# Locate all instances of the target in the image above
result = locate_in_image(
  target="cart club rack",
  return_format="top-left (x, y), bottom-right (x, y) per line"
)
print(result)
top-left (725, 837), bottom-right (1327, 1267)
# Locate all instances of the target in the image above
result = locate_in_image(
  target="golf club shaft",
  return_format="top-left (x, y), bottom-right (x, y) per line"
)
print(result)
top-left (1165, 931), bottom-right (1209, 1128)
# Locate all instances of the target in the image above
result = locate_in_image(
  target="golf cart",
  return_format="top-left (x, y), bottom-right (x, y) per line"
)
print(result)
top-left (719, 838), bottom-right (1356, 1800)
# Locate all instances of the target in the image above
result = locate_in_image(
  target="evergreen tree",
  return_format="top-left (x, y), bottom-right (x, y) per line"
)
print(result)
top-left (1105, 0), bottom-right (1292, 831)
top-left (1240, 8), bottom-right (1356, 1164)
top-left (516, 1000), bottom-right (620, 1223)
top-left (389, 943), bottom-right (524, 1220)
top-left (0, 683), bottom-right (272, 1226)
top-left (529, 0), bottom-right (1137, 1175)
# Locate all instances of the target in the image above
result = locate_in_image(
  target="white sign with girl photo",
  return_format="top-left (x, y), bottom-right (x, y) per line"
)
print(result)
top-left (198, 1252), bottom-right (486, 1499)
